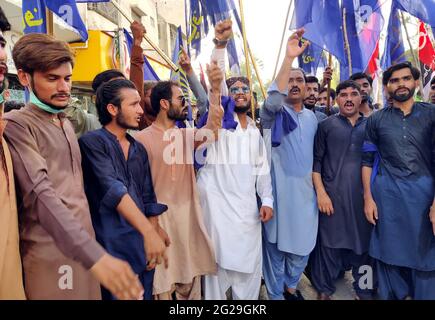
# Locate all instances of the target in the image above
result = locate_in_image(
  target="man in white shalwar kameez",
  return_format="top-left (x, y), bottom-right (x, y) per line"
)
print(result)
top-left (197, 74), bottom-right (274, 300)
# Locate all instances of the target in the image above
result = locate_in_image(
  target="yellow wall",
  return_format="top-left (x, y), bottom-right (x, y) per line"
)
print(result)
top-left (71, 30), bottom-right (114, 83)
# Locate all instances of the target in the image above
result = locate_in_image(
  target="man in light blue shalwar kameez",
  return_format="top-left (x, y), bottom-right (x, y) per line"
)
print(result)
top-left (260, 30), bottom-right (318, 300)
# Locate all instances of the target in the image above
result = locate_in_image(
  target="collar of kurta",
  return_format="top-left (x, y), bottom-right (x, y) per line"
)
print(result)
top-left (28, 103), bottom-right (66, 121)
top-left (337, 113), bottom-right (365, 125)
top-left (102, 126), bottom-right (136, 144)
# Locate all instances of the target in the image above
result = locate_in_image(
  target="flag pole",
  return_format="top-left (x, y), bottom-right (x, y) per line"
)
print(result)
top-left (239, 0), bottom-right (255, 121)
top-left (272, 0), bottom-right (292, 80)
top-left (342, 7), bottom-right (352, 76)
top-left (248, 46), bottom-right (267, 100)
top-left (46, 8), bottom-right (54, 36)
top-left (110, 0), bottom-right (178, 72)
top-left (326, 53), bottom-right (333, 116)
top-left (400, 11), bottom-right (425, 95)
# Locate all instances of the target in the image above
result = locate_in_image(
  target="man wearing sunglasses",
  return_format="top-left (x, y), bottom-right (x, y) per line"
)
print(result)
top-left (197, 73), bottom-right (274, 299)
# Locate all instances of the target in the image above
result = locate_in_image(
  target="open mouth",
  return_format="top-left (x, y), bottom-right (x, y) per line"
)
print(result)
top-left (397, 89), bottom-right (409, 95)
top-left (290, 88), bottom-right (300, 94)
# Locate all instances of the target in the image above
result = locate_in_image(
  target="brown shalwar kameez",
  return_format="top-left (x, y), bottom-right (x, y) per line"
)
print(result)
top-left (3, 104), bottom-right (105, 300)
top-left (0, 117), bottom-right (26, 299)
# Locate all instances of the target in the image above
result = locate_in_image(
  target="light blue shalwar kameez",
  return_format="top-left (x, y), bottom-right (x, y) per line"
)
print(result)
top-left (260, 82), bottom-right (319, 300)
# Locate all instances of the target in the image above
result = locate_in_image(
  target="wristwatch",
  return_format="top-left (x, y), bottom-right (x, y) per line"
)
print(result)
top-left (212, 38), bottom-right (228, 47)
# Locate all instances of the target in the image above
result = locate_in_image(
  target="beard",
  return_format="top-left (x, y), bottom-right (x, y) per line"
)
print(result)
top-left (234, 105), bottom-right (251, 114)
top-left (116, 111), bottom-right (138, 130)
top-left (390, 87), bottom-right (415, 103)
top-left (168, 105), bottom-right (187, 121)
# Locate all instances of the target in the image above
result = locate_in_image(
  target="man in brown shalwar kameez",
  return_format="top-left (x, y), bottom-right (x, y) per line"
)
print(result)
top-left (0, 24), bottom-right (26, 300)
top-left (3, 33), bottom-right (143, 300)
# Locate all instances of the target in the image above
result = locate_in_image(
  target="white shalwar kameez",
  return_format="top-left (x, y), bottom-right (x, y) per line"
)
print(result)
top-left (197, 115), bottom-right (273, 300)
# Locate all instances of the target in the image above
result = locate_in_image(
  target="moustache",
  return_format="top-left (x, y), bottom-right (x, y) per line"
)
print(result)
top-left (51, 93), bottom-right (71, 99)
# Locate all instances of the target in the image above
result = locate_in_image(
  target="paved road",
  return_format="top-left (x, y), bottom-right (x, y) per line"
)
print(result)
top-left (259, 272), bottom-right (357, 300)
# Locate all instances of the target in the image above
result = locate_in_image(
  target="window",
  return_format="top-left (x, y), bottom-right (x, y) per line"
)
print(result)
top-left (88, 0), bottom-right (119, 24)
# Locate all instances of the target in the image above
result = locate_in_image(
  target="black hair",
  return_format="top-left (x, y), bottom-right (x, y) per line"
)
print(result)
top-left (382, 61), bottom-right (420, 86)
top-left (335, 80), bottom-right (361, 95)
top-left (95, 79), bottom-right (137, 125)
top-left (289, 67), bottom-right (308, 82)
top-left (150, 80), bottom-right (179, 115)
top-left (92, 69), bottom-right (126, 92)
top-left (306, 75), bottom-right (320, 90)
top-left (0, 7), bottom-right (11, 32)
top-left (4, 101), bottom-right (25, 113)
top-left (319, 87), bottom-right (336, 100)
top-left (349, 72), bottom-right (373, 86)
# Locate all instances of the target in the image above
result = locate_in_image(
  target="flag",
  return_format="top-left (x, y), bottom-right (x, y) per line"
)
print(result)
top-left (380, 3), bottom-right (406, 70)
top-left (418, 21), bottom-right (435, 70)
top-left (340, 0), bottom-right (384, 80)
top-left (22, 0), bottom-right (89, 41)
top-left (290, 0), bottom-right (346, 65)
top-left (188, 0), bottom-right (240, 73)
top-left (123, 29), bottom-right (160, 81)
top-left (171, 26), bottom-right (192, 122)
top-left (366, 42), bottom-right (380, 78)
top-left (298, 39), bottom-right (324, 75)
top-left (395, 0), bottom-right (435, 27)
top-left (22, 0), bottom-right (47, 34)
top-left (418, 21), bottom-right (435, 101)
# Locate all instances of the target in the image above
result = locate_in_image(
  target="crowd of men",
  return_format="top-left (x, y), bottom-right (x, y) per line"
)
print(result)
top-left (0, 14), bottom-right (435, 301)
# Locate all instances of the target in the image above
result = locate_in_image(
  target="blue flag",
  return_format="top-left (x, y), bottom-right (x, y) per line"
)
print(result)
top-left (171, 26), bottom-right (192, 122)
top-left (123, 29), bottom-right (160, 81)
top-left (22, 0), bottom-right (47, 34)
top-left (45, 0), bottom-right (88, 41)
top-left (298, 39), bottom-right (324, 75)
top-left (380, 3), bottom-right (406, 70)
top-left (188, 0), bottom-right (240, 73)
top-left (22, 0), bottom-right (89, 41)
top-left (290, 0), bottom-right (346, 65)
top-left (395, 0), bottom-right (435, 27)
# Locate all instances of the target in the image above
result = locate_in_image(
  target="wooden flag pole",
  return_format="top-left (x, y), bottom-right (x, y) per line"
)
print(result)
top-left (110, 0), bottom-right (178, 72)
top-left (272, 0), bottom-right (293, 80)
top-left (342, 7), bottom-right (352, 77)
top-left (239, 0), bottom-right (255, 121)
top-left (326, 53), bottom-right (333, 116)
top-left (248, 46), bottom-right (267, 100)
top-left (46, 8), bottom-right (54, 36)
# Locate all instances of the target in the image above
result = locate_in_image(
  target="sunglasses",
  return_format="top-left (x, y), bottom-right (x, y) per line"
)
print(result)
top-left (170, 96), bottom-right (186, 106)
top-left (229, 85), bottom-right (250, 95)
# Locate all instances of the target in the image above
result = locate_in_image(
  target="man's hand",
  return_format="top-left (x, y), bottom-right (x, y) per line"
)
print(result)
top-left (90, 254), bottom-right (144, 300)
top-left (157, 225), bottom-right (171, 247)
top-left (286, 28), bottom-right (309, 59)
top-left (206, 60), bottom-right (223, 93)
top-left (179, 47), bottom-right (193, 76)
top-left (260, 206), bottom-right (273, 222)
top-left (317, 192), bottom-right (334, 216)
top-left (429, 203), bottom-right (435, 236)
top-left (143, 227), bottom-right (168, 271)
top-left (321, 66), bottom-right (333, 88)
top-left (214, 19), bottom-right (233, 48)
top-left (364, 196), bottom-right (378, 225)
top-left (131, 21), bottom-right (146, 46)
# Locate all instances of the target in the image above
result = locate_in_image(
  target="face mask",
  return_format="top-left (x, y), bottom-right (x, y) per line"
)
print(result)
top-left (25, 73), bottom-right (64, 114)
top-left (29, 90), bottom-right (63, 114)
